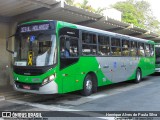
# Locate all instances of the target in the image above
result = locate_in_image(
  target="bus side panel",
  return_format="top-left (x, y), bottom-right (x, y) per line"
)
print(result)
top-left (58, 56), bottom-right (155, 94)
top-left (78, 57), bottom-right (113, 87)
top-left (137, 57), bottom-right (155, 77)
top-left (127, 57), bottom-right (155, 80)
top-left (58, 56), bottom-right (113, 94)
top-left (96, 57), bottom-right (140, 83)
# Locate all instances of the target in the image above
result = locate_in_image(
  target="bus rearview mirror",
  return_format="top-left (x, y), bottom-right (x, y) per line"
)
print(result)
top-left (6, 34), bottom-right (15, 54)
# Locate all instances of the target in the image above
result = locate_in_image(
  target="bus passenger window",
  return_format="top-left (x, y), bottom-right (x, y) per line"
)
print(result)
top-left (98, 46), bottom-right (110, 56)
top-left (111, 37), bottom-right (121, 56)
top-left (111, 37), bottom-right (120, 47)
top-left (130, 41), bottom-right (137, 56)
top-left (82, 32), bottom-right (97, 56)
top-left (98, 35), bottom-right (110, 56)
top-left (138, 43), bottom-right (145, 57)
top-left (122, 39), bottom-right (130, 56)
top-left (60, 37), bottom-right (70, 58)
top-left (82, 45), bottom-right (97, 55)
top-left (150, 45), bottom-right (154, 57)
top-left (98, 36), bottom-right (109, 45)
top-left (145, 44), bottom-right (150, 57)
top-left (60, 37), bottom-right (78, 58)
top-left (69, 38), bottom-right (78, 57)
top-left (82, 33), bottom-right (96, 44)
top-left (111, 47), bottom-right (121, 56)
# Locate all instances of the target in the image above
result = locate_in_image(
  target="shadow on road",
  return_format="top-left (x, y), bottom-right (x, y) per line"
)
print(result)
top-left (150, 72), bottom-right (160, 76)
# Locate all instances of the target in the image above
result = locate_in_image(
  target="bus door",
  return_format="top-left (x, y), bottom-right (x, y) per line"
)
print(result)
top-left (59, 35), bottom-right (80, 93)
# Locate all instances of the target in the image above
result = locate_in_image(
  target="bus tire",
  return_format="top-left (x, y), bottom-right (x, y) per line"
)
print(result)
top-left (92, 73), bottom-right (98, 93)
top-left (81, 74), bottom-right (93, 96)
top-left (134, 68), bottom-right (142, 83)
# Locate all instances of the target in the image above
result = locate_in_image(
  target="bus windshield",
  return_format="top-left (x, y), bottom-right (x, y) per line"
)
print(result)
top-left (14, 33), bottom-right (57, 67)
top-left (156, 47), bottom-right (160, 57)
top-left (155, 46), bottom-right (160, 64)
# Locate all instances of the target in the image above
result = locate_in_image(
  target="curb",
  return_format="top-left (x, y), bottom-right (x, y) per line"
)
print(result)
top-left (0, 96), bottom-right (5, 101)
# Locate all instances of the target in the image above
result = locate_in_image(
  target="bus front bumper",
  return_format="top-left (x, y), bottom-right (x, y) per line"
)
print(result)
top-left (155, 68), bottom-right (160, 72)
top-left (14, 81), bottom-right (58, 94)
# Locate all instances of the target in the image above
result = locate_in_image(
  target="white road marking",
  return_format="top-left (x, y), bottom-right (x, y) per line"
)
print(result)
top-left (0, 96), bottom-right (5, 101)
top-left (7, 99), bottom-right (108, 119)
top-left (86, 94), bottom-right (107, 99)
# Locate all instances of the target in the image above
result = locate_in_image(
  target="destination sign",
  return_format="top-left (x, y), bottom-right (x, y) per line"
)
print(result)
top-left (20, 23), bottom-right (50, 33)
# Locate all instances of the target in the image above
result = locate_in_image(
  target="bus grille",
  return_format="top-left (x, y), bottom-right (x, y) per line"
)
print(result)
top-left (15, 81), bottom-right (41, 90)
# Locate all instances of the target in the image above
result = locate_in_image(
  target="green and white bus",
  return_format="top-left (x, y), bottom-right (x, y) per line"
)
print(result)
top-left (6, 20), bottom-right (155, 96)
top-left (155, 43), bottom-right (160, 72)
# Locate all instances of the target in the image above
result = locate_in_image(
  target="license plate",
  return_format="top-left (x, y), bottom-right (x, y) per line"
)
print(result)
top-left (23, 85), bottom-right (31, 90)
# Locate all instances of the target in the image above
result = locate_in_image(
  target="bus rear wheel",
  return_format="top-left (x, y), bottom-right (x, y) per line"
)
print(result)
top-left (134, 68), bottom-right (142, 83)
top-left (81, 74), bottom-right (93, 96)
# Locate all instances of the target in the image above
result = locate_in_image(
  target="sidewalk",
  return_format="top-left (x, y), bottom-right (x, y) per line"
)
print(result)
top-left (0, 85), bottom-right (22, 101)
top-left (0, 85), bottom-right (13, 101)
top-left (0, 85), bottom-right (35, 101)
top-left (0, 85), bottom-right (13, 93)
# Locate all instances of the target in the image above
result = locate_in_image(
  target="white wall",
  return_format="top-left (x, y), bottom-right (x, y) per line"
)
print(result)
top-left (103, 8), bottom-right (122, 21)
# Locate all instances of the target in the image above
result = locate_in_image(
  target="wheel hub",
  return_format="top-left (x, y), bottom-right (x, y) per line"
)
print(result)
top-left (137, 71), bottom-right (140, 81)
top-left (86, 80), bottom-right (92, 91)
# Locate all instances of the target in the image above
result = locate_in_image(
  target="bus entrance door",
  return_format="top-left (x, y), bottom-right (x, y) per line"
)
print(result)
top-left (60, 36), bottom-right (80, 93)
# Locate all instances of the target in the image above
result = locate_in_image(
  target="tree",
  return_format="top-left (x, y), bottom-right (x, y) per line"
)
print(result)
top-left (112, 0), bottom-right (160, 33)
top-left (65, 0), bottom-right (75, 6)
top-left (65, 0), bottom-right (105, 15)
top-left (95, 7), bottom-right (106, 15)
top-left (75, 0), bottom-right (95, 12)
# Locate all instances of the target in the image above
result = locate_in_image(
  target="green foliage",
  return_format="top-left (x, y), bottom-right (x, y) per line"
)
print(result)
top-left (112, 0), bottom-right (160, 33)
top-left (95, 7), bottom-right (106, 15)
top-left (65, 0), bottom-right (105, 15)
top-left (78, 0), bottom-right (89, 9)
top-left (76, 0), bottom-right (95, 12)
top-left (65, 0), bottom-right (75, 6)
top-left (112, 0), bottom-right (144, 28)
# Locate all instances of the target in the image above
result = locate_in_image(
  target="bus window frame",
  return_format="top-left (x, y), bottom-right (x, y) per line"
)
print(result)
top-left (97, 34), bottom-right (111, 56)
top-left (81, 30), bottom-right (98, 56)
top-left (150, 44), bottom-right (154, 57)
top-left (110, 36), bottom-right (122, 56)
top-left (137, 42), bottom-right (145, 57)
top-left (144, 43), bottom-right (151, 57)
top-left (59, 27), bottom-right (80, 58)
top-left (121, 39), bottom-right (130, 57)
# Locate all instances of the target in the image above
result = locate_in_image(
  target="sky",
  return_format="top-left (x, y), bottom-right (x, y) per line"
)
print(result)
top-left (74, 0), bottom-right (160, 21)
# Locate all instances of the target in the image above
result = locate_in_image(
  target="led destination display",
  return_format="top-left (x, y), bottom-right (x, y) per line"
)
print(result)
top-left (20, 23), bottom-right (51, 33)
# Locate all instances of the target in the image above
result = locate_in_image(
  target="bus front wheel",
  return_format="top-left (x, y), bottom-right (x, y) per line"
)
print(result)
top-left (81, 74), bottom-right (93, 96)
top-left (134, 68), bottom-right (142, 83)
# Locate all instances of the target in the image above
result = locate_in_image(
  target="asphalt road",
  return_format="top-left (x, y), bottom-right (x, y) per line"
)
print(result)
top-left (0, 73), bottom-right (160, 120)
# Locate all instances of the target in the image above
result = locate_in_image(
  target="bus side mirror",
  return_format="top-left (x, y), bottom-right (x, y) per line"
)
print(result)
top-left (6, 34), bottom-right (15, 54)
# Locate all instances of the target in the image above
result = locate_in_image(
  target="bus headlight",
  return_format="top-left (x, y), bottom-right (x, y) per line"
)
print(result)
top-left (42, 74), bottom-right (56, 86)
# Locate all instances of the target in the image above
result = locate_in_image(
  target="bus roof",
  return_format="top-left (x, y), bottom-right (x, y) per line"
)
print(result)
top-left (57, 21), bottom-right (154, 44)
top-left (20, 20), bottom-right (154, 44)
